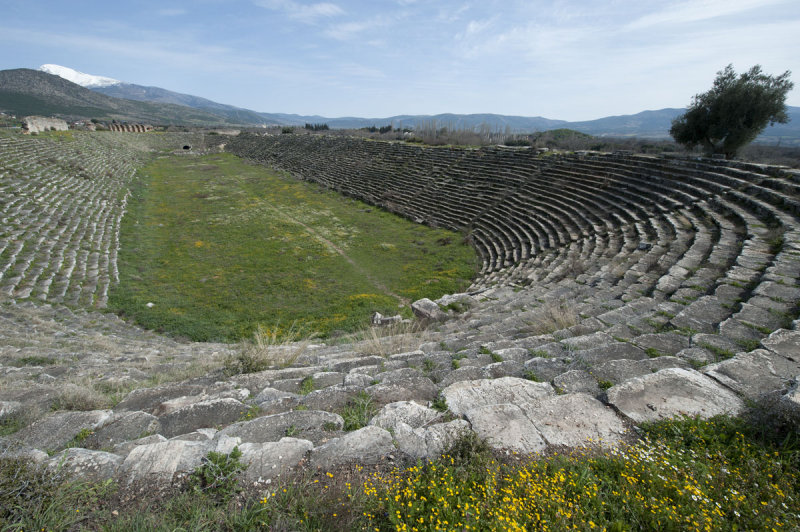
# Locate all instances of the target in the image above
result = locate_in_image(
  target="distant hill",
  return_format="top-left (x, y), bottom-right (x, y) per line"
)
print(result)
top-left (564, 107), bottom-right (800, 144)
top-left (0, 69), bottom-right (248, 125)
top-left (257, 108), bottom-right (800, 144)
top-left (2, 64), bottom-right (798, 144)
top-left (566, 109), bottom-right (685, 137)
top-left (93, 83), bottom-right (273, 126)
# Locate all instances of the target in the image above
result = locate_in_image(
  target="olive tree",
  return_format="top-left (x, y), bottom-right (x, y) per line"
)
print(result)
top-left (670, 64), bottom-right (793, 159)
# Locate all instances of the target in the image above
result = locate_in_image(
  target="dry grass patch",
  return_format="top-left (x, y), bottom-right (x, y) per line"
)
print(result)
top-left (53, 383), bottom-right (110, 412)
top-left (346, 320), bottom-right (430, 357)
top-left (224, 322), bottom-right (317, 375)
top-left (521, 300), bottom-right (579, 335)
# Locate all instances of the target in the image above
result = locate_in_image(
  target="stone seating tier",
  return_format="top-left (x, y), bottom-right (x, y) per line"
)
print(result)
top-left (2, 132), bottom-right (798, 493)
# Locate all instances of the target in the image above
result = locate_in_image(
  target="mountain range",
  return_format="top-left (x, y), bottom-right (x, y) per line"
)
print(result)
top-left (0, 64), bottom-right (797, 144)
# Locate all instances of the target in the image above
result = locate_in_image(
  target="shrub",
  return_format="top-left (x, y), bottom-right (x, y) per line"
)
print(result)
top-left (187, 446), bottom-right (246, 502)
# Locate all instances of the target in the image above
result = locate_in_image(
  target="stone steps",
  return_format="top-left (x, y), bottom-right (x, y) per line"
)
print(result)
top-left (2, 133), bottom-right (800, 490)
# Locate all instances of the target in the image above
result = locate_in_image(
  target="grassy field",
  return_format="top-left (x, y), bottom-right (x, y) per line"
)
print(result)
top-left (109, 152), bottom-right (478, 342)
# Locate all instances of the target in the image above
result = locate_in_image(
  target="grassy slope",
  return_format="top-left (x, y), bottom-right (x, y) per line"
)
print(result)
top-left (109, 153), bottom-right (477, 341)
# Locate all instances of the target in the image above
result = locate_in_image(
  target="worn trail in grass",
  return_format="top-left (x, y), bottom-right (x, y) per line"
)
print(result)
top-left (109, 153), bottom-right (477, 342)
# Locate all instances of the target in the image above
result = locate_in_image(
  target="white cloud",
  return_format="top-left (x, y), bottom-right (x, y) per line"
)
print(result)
top-left (463, 18), bottom-right (493, 37)
top-left (324, 20), bottom-right (370, 40)
top-left (626, 0), bottom-right (789, 30)
top-left (0, 25), bottom-right (308, 83)
top-left (254, 0), bottom-right (343, 22)
top-left (323, 15), bottom-right (389, 41)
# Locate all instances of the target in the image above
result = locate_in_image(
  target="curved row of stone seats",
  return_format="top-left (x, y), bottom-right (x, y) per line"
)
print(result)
top-left (0, 132), bottom-right (206, 308)
top-left (229, 136), bottom-right (705, 280)
top-left (228, 135), bottom-right (799, 347)
top-left (3, 132), bottom-right (799, 492)
top-left (6, 278), bottom-right (797, 485)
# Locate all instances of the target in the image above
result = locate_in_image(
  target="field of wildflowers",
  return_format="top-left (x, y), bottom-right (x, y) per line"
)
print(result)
top-left (358, 416), bottom-right (799, 531)
top-left (1, 414), bottom-right (797, 529)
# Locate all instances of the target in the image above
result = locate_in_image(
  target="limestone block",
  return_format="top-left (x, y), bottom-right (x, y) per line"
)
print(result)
top-left (300, 385), bottom-right (363, 412)
top-left (48, 448), bottom-right (122, 482)
top-left (112, 434), bottom-right (167, 457)
top-left (158, 398), bottom-right (248, 438)
top-left (632, 333), bottom-right (689, 355)
top-left (670, 296), bottom-right (732, 333)
top-left (253, 387), bottom-right (299, 413)
top-left (310, 426), bottom-right (393, 469)
top-left (480, 360), bottom-right (525, 379)
top-left (525, 393), bottom-right (627, 448)
top-left (113, 383), bottom-right (209, 414)
top-left (441, 377), bottom-right (555, 416)
top-left (607, 368), bottom-right (744, 424)
top-left (553, 370), bottom-right (601, 395)
top-left (369, 400), bottom-right (441, 431)
top-left (466, 403), bottom-right (547, 453)
top-left (561, 332), bottom-right (615, 351)
top-left (365, 375), bottom-right (438, 406)
top-left (411, 298), bottom-right (447, 322)
top-left (523, 357), bottom-right (573, 381)
top-left (121, 440), bottom-right (211, 484)
top-left (86, 411), bottom-right (160, 449)
top-left (170, 428), bottom-right (218, 442)
top-left (239, 438), bottom-right (313, 484)
top-left (575, 342), bottom-right (648, 365)
top-left (492, 348), bottom-right (529, 362)
top-left (761, 329), bottom-right (800, 360)
top-left (704, 349), bottom-right (800, 400)
top-left (466, 393), bottom-right (627, 453)
top-left (393, 420), bottom-right (470, 459)
top-left (676, 347), bottom-right (716, 365)
top-left (217, 410), bottom-right (343, 445)
top-left (10, 410), bottom-right (112, 452)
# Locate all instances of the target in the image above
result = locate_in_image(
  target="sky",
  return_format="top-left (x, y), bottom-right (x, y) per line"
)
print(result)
top-left (2, 0), bottom-right (798, 121)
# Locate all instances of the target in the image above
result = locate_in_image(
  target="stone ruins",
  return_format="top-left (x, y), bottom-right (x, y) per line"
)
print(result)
top-left (1, 131), bottom-right (798, 490)
top-left (108, 123), bottom-right (154, 133)
top-left (22, 116), bottom-right (68, 134)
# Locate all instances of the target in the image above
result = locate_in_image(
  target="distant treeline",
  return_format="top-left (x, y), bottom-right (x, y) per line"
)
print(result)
top-left (304, 123), bottom-right (329, 131)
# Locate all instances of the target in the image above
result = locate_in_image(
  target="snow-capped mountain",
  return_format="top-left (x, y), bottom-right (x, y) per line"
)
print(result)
top-left (39, 64), bottom-right (121, 88)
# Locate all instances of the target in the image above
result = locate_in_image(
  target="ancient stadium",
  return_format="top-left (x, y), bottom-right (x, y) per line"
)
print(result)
top-left (1, 129), bottom-right (799, 528)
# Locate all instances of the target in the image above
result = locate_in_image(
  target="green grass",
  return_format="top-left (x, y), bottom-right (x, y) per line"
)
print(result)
top-left (339, 391), bottom-right (378, 431)
top-left (109, 153), bottom-right (477, 342)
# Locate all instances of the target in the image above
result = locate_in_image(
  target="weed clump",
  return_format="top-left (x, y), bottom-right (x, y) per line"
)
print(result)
top-left (340, 391), bottom-right (378, 431)
top-left (187, 446), bottom-right (246, 502)
top-left (521, 300), bottom-right (579, 335)
top-left (0, 445), bottom-right (113, 530)
top-left (350, 320), bottom-right (428, 357)
top-left (225, 322), bottom-right (314, 375)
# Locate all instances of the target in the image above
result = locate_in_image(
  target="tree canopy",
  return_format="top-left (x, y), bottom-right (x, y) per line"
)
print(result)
top-left (670, 64), bottom-right (793, 159)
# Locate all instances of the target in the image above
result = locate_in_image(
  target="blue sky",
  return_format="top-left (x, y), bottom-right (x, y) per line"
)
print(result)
top-left (2, 0), bottom-right (798, 120)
